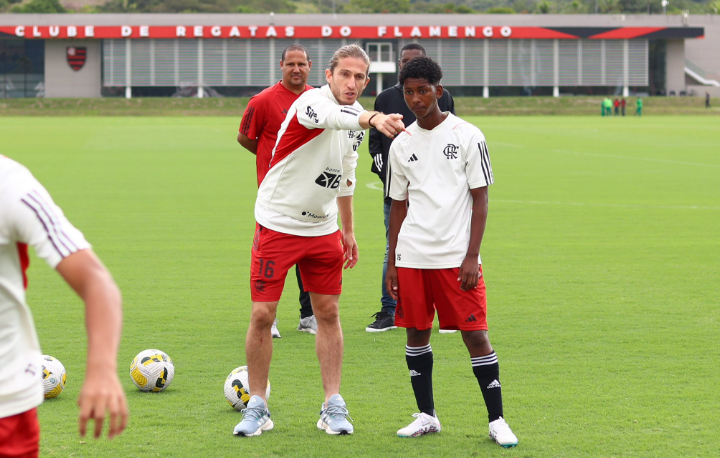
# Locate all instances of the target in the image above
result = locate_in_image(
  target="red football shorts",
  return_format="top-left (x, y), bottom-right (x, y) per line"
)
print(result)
top-left (250, 224), bottom-right (344, 302)
top-left (0, 408), bottom-right (40, 458)
top-left (395, 266), bottom-right (488, 331)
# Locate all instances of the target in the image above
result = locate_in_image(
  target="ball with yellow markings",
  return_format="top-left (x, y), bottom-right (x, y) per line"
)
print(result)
top-left (223, 366), bottom-right (270, 411)
top-left (130, 349), bottom-right (175, 392)
top-left (42, 355), bottom-right (67, 399)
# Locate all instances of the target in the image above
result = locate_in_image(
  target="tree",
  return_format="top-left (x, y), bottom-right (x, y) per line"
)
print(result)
top-left (348, 0), bottom-right (410, 13)
top-left (536, 0), bottom-right (552, 13)
top-left (486, 6), bottom-right (515, 13)
top-left (11, 0), bottom-right (65, 13)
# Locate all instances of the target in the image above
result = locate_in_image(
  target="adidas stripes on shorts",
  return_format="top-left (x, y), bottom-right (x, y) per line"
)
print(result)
top-left (394, 266), bottom-right (488, 331)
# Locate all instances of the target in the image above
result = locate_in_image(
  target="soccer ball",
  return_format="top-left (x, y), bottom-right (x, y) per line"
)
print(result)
top-left (130, 349), bottom-right (175, 392)
top-left (223, 366), bottom-right (271, 411)
top-left (42, 355), bottom-right (66, 399)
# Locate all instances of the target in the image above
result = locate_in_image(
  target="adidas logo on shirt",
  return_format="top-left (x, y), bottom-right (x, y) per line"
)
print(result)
top-left (408, 154), bottom-right (418, 162)
top-left (465, 314), bottom-right (477, 322)
top-left (409, 370), bottom-right (422, 377)
top-left (487, 379), bottom-right (501, 389)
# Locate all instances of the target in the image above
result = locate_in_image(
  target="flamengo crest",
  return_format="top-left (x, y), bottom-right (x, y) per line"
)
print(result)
top-left (66, 47), bottom-right (86, 71)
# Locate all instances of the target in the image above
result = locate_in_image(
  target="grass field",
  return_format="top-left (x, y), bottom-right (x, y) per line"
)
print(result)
top-left (2, 115), bottom-right (719, 457)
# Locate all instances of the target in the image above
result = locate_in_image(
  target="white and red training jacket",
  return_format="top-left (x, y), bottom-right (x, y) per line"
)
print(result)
top-left (255, 84), bottom-right (366, 237)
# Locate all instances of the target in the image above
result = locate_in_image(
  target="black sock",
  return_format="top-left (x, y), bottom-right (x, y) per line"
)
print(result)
top-left (406, 345), bottom-right (434, 417)
top-left (472, 351), bottom-right (504, 422)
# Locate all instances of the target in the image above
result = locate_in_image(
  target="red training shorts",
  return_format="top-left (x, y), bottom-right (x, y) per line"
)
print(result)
top-left (0, 408), bottom-right (40, 458)
top-left (395, 266), bottom-right (488, 331)
top-left (250, 224), bottom-right (344, 302)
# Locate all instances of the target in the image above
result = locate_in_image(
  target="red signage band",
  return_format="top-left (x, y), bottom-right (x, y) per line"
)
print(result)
top-left (0, 25), bottom-right (664, 40)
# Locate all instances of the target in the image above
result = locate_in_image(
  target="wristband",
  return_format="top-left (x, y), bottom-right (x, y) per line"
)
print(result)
top-left (368, 112), bottom-right (379, 128)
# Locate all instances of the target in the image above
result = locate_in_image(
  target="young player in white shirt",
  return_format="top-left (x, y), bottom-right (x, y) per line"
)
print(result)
top-left (234, 44), bottom-right (405, 437)
top-left (385, 57), bottom-right (518, 447)
top-left (0, 156), bottom-right (128, 456)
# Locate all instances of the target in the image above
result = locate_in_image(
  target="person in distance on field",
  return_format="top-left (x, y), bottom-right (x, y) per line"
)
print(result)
top-left (234, 44), bottom-right (405, 438)
top-left (0, 156), bottom-right (128, 457)
top-left (366, 43), bottom-right (456, 334)
top-left (238, 44), bottom-right (318, 338)
top-left (385, 57), bottom-right (518, 447)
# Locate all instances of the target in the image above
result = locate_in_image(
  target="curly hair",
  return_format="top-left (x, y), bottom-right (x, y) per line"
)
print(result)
top-left (398, 56), bottom-right (443, 87)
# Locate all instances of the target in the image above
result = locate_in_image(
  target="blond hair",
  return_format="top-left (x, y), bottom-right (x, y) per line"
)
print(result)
top-left (327, 44), bottom-right (371, 77)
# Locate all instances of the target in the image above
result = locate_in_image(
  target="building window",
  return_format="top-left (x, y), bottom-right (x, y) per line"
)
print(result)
top-left (0, 39), bottom-right (45, 98)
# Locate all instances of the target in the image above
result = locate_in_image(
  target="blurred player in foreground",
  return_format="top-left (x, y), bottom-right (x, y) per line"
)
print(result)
top-left (233, 44), bottom-right (405, 438)
top-left (0, 156), bottom-right (128, 457)
top-left (385, 57), bottom-right (518, 447)
top-left (238, 44), bottom-right (317, 338)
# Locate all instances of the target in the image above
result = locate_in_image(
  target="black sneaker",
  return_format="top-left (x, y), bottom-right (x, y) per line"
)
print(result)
top-left (365, 311), bottom-right (396, 332)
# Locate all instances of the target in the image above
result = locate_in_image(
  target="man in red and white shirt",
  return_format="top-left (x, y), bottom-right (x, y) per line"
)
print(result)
top-left (0, 156), bottom-right (128, 456)
top-left (238, 44), bottom-right (316, 337)
top-left (234, 44), bottom-right (405, 437)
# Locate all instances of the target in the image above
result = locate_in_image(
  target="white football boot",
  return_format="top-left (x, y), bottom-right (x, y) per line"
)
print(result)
top-left (488, 417), bottom-right (518, 447)
top-left (271, 318), bottom-right (281, 339)
top-left (397, 413), bottom-right (441, 438)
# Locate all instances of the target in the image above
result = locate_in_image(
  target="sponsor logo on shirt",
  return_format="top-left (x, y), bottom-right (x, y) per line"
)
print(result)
top-left (408, 154), bottom-right (418, 162)
top-left (315, 168), bottom-right (342, 189)
top-left (443, 144), bottom-right (459, 159)
top-left (306, 106), bottom-right (319, 124)
top-left (301, 211), bottom-right (329, 219)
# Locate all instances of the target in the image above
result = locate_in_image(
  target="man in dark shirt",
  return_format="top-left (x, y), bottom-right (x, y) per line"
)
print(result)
top-left (366, 43), bottom-right (455, 332)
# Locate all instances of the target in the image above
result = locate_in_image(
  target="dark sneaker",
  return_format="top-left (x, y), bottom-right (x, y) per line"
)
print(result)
top-left (365, 311), bottom-right (396, 332)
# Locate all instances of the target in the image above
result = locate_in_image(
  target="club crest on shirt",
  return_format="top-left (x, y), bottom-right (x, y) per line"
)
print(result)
top-left (443, 144), bottom-right (459, 159)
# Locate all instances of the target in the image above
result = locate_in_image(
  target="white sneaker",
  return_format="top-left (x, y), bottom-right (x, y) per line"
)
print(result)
top-left (297, 315), bottom-right (317, 334)
top-left (397, 413), bottom-right (441, 438)
top-left (489, 417), bottom-right (518, 447)
top-left (439, 329), bottom-right (457, 334)
top-left (271, 318), bottom-right (281, 339)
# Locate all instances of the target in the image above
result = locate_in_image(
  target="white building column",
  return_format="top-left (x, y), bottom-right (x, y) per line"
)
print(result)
top-left (622, 39), bottom-right (629, 97)
top-left (197, 39), bottom-right (204, 98)
top-left (125, 38), bottom-right (131, 99)
top-left (553, 39), bottom-right (559, 97)
top-left (483, 40), bottom-right (489, 98)
top-left (376, 76), bottom-right (382, 96)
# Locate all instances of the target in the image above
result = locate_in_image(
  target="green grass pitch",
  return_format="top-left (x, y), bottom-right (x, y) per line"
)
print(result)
top-left (2, 115), bottom-right (719, 457)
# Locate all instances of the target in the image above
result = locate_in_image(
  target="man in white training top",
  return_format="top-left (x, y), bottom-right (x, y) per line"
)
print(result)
top-left (0, 156), bottom-right (128, 457)
top-left (233, 44), bottom-right (405, 437)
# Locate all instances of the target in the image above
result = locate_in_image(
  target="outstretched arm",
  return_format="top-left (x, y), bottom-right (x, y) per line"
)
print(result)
top-left (458, 187), bottom-right (489, 291)
top-left (56, 249), bottom-right (128, 440)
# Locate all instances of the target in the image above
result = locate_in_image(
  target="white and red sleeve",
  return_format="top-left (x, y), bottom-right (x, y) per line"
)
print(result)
top-left (295, 86), bottom-right (364, 131)
top-left (8, 171), bottom-right (90, 269)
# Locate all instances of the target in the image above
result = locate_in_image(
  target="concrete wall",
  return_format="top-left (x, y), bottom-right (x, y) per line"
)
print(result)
top-left (685, 19), bottom-right (720, 82)
top-left (665, 39), bottom-right (685, 96)
top-left (44, 39), bottom-right (101, 98)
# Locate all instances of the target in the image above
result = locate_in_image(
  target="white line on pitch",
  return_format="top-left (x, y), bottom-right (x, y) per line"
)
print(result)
top-left (366, 181), bottom-right (384, 190)
top-left (492, 199), bottom-right (720, 211)
top-left (552, 149), bottom-right (720, 168)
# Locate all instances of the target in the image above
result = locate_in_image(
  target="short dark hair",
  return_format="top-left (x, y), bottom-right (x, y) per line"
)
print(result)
top-left (400, 43), bottom-right (426, 55)
top-left (281, 44), bottom-right (310, 62)
top-left (398, 56), bottom-right (443, 86)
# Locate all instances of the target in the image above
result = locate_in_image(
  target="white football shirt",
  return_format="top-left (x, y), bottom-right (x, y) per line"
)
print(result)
top-left (0, 156), bottom-right (90, 418)
top-left (387, 113), bottom-right (494, 269)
